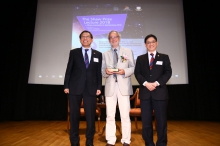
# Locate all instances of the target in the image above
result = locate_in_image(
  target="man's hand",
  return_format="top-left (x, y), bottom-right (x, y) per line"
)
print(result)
top-left (152, 82), bottom-right (159, 87)
top-left (96, 90), bottom-right (101, 96)
top-left (145, 82), bottom-right (156, 91)
top-left (115, 69), bottom-right (125, 75)
top-left (64, 88), bottom-right (69, 94)
top-left (105, 68), bottom-right (113, 75)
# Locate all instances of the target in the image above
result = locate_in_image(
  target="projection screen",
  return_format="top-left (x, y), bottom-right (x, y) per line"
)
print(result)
top-left (28, 0), bottom-right (188, 85)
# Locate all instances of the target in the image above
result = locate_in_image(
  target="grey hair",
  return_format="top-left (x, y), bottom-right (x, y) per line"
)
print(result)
top-left (108, 30), bottom-right (121, 40)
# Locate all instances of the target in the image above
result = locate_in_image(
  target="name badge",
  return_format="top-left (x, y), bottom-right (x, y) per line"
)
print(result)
top-left (156, 61), bottom-right (163, 65)
top-left (94, 58), bottom-right (99, 62)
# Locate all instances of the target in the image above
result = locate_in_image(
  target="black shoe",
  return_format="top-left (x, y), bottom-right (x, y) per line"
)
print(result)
top-left (123, 143), bottom-right (130, 146)
top-left (106, 144), bottom-right (115, 146)
top-left (86, 144), bottom-right (94, 146)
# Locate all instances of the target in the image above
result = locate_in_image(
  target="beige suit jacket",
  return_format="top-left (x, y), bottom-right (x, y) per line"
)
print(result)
top-left (102, 47), bottom-right (135, 97)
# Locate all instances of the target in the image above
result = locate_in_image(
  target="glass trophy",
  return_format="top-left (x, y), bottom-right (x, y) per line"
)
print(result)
top-left (108, 64), bottom-right (118, 72)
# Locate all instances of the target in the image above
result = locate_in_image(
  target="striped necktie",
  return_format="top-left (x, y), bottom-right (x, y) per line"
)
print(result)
top-left (149, 53), bottom-right (154, 70)
top-left (84, 49), bottom-right (89, 69)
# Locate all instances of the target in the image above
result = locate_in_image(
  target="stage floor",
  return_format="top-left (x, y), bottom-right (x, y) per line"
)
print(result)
top-left (0, 120), bottom-right (219, 146)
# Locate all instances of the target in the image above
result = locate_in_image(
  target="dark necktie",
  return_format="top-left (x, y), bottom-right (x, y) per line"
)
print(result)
top-left (84, 49), bottom-right (89, 69)
top-left (113, 49), bottom-right (118, 82)
top-left (149, 53), bottom-right (154, 70)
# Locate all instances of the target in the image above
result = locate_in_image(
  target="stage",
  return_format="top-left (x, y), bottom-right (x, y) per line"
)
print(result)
top-left (0, 120), bottom-right (219, 146)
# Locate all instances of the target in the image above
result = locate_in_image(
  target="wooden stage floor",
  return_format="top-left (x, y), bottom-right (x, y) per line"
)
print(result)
top-left (0, 120), bottom-right (219, 146)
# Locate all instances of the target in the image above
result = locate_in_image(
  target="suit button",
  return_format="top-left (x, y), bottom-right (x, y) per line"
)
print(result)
top-left (150, 75), bottom-right (152, 76)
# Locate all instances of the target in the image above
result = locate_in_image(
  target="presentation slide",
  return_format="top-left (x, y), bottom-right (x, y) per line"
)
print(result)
top-left (72, 2), bottom-right (147, 58)
top-left (28, 0), bottom-right (188, 85)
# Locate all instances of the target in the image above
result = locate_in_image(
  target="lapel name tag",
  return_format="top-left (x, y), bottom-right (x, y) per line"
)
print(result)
top-left (94, 58), bottom-right (99, 62)
top-left (156, 61), bottom-right (163, 65)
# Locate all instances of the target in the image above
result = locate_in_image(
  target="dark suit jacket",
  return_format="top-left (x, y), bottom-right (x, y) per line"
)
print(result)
top-left (64, 48), bottom-right (102, 96)
top-left (134, 52), bottom-right (172, 100)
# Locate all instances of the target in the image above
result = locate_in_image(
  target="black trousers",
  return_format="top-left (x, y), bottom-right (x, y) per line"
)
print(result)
top-left (68, 88), bottom-right (97, 145)
top-left (140, 96), bottom-right (168, 146)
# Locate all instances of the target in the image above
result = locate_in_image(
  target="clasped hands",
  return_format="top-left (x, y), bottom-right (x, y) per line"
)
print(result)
top-left (145, 82), bottom-right (158, 91)
top-left (105, 68), bottom-right (125, 75)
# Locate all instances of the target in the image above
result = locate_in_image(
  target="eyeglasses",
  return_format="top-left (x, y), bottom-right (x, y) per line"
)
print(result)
top-left (146, 40), bottom-right (157, 45)
top-left (81, 36), bottom-right (91, 39)
top-left (109, 36), bottom-right (119, 40)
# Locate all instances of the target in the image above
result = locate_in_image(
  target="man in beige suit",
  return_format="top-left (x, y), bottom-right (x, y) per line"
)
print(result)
top-left (102, 30), bottom-right (135, 146)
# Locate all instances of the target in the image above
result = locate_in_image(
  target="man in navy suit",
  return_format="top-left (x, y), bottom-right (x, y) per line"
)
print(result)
top-left (64, 30), bottom-right (102, 146)
top-left (134, 34), bottom-right (172, 146)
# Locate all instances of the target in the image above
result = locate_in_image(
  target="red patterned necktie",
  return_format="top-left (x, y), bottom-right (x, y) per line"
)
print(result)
top-left (149, 53), bottom-right (154, 70)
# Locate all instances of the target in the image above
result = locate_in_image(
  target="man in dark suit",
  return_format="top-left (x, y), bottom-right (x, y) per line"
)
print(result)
top-left (134, 34), bottom-right (172, 146)
top-left (64, 30), bottom-right (102, 146)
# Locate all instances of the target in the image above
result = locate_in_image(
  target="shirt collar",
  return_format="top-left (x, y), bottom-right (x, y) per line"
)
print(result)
top-left (111, 46), bottom-right (120, 52)
top-left (82, 47), bottom-right (92, 51)
top-left (148, 50), bottom-right (156, 57)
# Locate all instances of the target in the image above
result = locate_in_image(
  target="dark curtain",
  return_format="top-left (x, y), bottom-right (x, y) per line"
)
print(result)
top-left (1, 0), bottom-right (219, 121)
